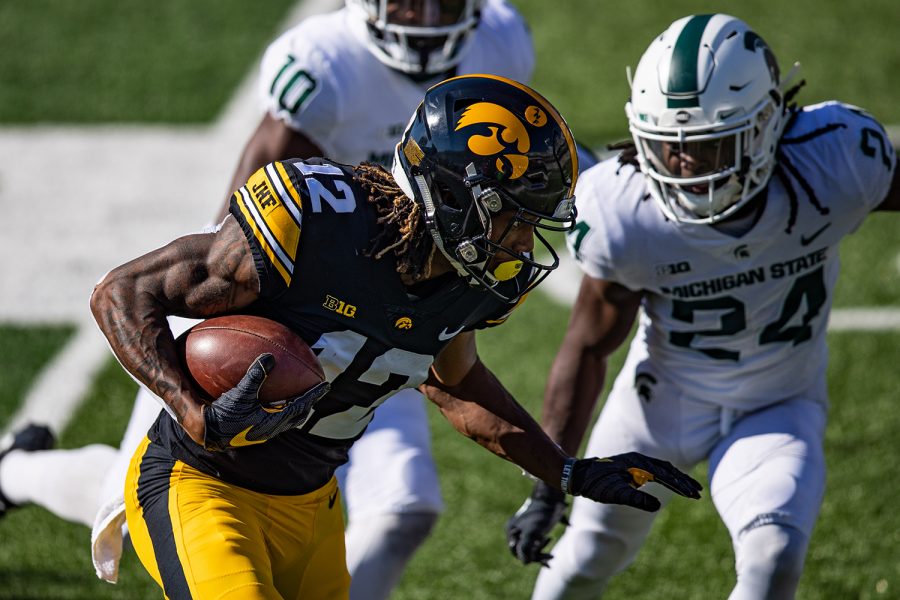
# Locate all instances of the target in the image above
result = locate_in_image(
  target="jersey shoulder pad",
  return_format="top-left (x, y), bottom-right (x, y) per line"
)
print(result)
top-left (231, 161), bottom-right (307, 292)
top-left (461, 0), bottom-right (534, 83)
top-left (568, 156), bottom-right (649, 283)
top-left (258, 14), bottom-right (348, 137)
top-left (783, 102), bottom-right (895, 211)
top-left (478, 289), bottom-right (529, 329)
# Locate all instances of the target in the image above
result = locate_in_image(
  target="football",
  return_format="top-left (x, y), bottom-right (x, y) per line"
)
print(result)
top-left (176, 315), bottom-right (325, 405)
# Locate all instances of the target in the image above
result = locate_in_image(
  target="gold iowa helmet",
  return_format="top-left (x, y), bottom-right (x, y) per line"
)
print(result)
top-left (392, 74), bottom-right (578, 298)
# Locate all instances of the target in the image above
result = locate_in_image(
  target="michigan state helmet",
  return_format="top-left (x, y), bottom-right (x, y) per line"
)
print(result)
top-left (392, 74), bottom-right (578, 299)
top-left (626, 14), bottom-right (791, 224)
top-left (346, 0), bottom-right (482, 76)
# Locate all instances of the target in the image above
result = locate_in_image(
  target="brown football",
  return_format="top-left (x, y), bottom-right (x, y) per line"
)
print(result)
top-left (176, 315), bottom-right (325, 405)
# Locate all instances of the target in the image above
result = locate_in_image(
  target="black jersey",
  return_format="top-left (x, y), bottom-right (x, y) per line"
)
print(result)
top-left (152, 158), bottom-right (530, 494)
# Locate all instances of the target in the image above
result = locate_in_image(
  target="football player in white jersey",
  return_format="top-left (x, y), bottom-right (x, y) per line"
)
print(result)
top-left (0, 2), bottom-right (536, 598)
top-left (505, 13), bottom-right (899, 600)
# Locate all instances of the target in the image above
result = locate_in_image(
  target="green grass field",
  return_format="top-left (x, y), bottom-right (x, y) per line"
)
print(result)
top-left (1, 1), bottom-right (899, 599)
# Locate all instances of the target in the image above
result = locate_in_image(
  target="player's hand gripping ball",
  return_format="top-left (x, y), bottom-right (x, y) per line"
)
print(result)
top-left (176, 315), bottom-right (329, 451)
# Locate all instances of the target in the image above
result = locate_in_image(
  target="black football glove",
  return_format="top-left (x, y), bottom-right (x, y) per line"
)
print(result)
top-left (505, 481), bottom-right (568, 566)
top-left (568, 452), bottom-right (703, 512)
top-left (203, 353), bottom-right (330, 452)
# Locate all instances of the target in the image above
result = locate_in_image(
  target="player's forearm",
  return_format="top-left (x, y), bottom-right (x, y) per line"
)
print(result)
top-left (90, 263), bottom-right (207, 437)
top-left (89, 229), bottom-right (255, 440)
top-left (541, 344), bottom-right (608, 455)
top-left (421, 361), bottom-right (568, 487)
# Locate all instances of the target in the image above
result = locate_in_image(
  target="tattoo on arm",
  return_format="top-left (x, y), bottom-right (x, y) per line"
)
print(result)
top-left (91, 217), bottom-right (259, 433)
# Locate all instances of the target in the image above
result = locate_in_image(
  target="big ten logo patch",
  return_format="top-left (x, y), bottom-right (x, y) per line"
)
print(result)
top-left (323, 294), bottom-right (356, 318)
top-left (655, 260), bottom-right (691, 278)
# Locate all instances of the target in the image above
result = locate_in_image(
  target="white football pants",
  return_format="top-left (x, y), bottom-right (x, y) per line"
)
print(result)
top-left (532, 351), bottom-right (827, 600)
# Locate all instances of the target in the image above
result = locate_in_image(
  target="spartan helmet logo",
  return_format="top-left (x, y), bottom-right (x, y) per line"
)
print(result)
top-left (455, 103), bottom-right (547, 180)
top-left (744, 31), bottom-right (780, 84)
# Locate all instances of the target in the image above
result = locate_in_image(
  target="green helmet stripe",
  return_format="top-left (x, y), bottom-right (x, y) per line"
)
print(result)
top-left (667, 14), bottom-right (713, 108)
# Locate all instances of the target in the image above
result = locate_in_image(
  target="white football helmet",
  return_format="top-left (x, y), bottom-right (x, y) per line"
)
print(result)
top-left (346, 0), bottom-right (483, 76)
top-left (626, 14), bottom-right (790, 224)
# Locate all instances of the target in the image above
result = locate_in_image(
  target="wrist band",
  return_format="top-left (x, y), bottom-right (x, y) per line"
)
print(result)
top-left (560, 457), bottom-right (578, 495)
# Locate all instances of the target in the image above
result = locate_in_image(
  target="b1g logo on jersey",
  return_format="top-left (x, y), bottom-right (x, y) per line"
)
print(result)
top-left (323, 295), bottom-right (356, 318)
top-left (455, 102), bottom-right (546, 180)
top-left (655, 260), bottom-right (692, 278)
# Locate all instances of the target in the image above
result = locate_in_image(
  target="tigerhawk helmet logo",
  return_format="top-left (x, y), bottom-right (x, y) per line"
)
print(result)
top-left (455, 102), bottom-right (547, 180)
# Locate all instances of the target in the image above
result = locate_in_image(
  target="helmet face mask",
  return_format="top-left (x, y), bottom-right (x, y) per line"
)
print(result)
top-left (626, 14), bottom-right (787, 224)
top-left (392, 74), bottom-right (578, 301)
top-left (346, 0), bottom-right (482, 76)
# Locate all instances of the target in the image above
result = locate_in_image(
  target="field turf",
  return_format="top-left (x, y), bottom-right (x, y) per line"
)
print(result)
top-left (1, 1), bottom-right (898, 598)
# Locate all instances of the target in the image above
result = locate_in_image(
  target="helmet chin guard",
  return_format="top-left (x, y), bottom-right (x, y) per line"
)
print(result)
top-left (346, 0), bottom-right (482, 76)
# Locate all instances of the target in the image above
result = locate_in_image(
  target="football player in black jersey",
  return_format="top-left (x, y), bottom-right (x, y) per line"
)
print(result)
top-left (90, 75), bottom-right (702, 599)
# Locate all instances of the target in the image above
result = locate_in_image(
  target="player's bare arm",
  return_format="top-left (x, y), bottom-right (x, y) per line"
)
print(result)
top-left (875, 157), bottom-right (900, 211)
top-left (90, 217), bottom-right (259, 443)
top-left (422, 331), bottom-right (568, 487)
top-left (426, 329), bottom-right (701, 513)
top-left (542, 276), bottom-right (643, 454)
top-left (220, 114), bottom-right (324, 221)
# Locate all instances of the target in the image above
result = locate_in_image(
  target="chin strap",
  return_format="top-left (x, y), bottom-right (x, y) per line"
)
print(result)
top-left (391, 148), bottom-right (521, 289)
top-left (390, 145), bottom-right (471, 280)
top-left (413, 172), bottom-right (475, 281)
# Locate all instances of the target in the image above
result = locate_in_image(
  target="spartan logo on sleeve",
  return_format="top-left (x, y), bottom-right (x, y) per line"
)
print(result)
top-left (454, 102), bottom-right (547, 180)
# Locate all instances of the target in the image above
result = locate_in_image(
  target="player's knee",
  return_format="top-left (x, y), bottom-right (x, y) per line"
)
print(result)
top-left (735, 523), bottom-right (808, 599)
top-left (346, 511), bottom-right (438, 565)
top-left (532, 529), bottom-right (628, 600)
top-left (381, 511), bottom-right (438, 557)
top-left (550, 528), bottom-right (632, 582)
top-left (346, 512), bottom-right (439, 600)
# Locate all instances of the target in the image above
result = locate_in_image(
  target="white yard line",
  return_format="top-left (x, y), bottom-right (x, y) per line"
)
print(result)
top-left (6, 323), bottom-right (111, 434)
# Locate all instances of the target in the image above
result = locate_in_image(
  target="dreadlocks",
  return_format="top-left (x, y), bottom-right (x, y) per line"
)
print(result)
top-left (609, 139), bottom-right (641, 171)
top-left (354, 162), bottom-right (435, 281)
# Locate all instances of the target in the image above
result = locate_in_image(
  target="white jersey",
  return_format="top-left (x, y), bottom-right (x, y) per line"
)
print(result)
top-left (571, 102), bottom-right (895, 409)
top-left (258, 0), bottom-right (533, 166)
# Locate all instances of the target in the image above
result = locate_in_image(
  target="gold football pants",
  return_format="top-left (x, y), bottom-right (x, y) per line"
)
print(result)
top-left (125, 436), bottom-right (350, 599)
